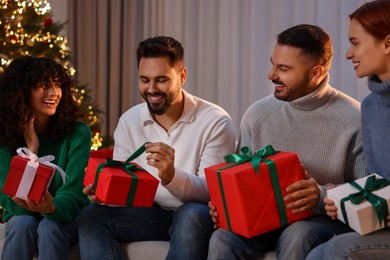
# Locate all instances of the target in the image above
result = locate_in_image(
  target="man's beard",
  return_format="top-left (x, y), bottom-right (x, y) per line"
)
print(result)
top-left (144, 92), bottom-right (171, 115)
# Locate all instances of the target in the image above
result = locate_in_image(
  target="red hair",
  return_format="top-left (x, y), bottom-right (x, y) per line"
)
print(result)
top-left (349, 0), bottom-right (390, 41)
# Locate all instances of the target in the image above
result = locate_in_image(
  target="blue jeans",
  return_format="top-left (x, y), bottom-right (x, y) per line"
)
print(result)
top-left (79, 202), bottom-right (212, 260)
top-left (208, 215), bottom-right (352, 260)
top-left (276, 215), bottom-right (353, 259)
top-left (208, 226), bottom-right (283, 259)
top-left (2, 215), bottom-right (79, 260)
top-left (306, 230), bottom-right (390, 259)
top-left (167, 202), bottom-right (214, 260)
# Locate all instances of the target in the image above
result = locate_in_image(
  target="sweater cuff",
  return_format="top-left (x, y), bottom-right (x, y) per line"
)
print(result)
top-left (312, 184), bottom-right (327, 215)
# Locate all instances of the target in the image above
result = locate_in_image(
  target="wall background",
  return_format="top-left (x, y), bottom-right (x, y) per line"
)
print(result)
top-left (49, 0), bottom-right (370, 140)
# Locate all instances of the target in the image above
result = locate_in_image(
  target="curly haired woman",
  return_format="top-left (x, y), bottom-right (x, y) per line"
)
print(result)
top-left (0, 56), bottom-right (91, 260)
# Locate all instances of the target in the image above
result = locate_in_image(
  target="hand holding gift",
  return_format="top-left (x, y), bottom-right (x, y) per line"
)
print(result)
top-left (388, 214), bottom-right (390, 228)
top-left (325, 185), bottom-right (390, 230)
top-left (145, 142), bottom-right (175, 185)
top-left (205, 145), bottom-right (312, 238)
top-left (84, 142), bottom-right (159, 207)
top-left (2, 147), bottom-right (66, 206)
top-left (208, 200), bottom-right (220, 229)
top-left (324, 196), bottom-right (338, 220)
top-left (13, 191), bottom-right (55, 214)
top-left (83, 183), bottom-right (100, 203)
top-left (283, 168), bottom-right (321, 214)
top-left (327, 174), bottom-right (390, 235)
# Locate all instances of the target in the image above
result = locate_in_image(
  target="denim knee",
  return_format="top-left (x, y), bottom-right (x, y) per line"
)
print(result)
top-left (79, 203), bottom-right (96, 224)
top-left (209, 228), bottom-right (232, 250)
top-left (277, 216), bottom-right (352, 259)
top-left (173, 202), bottom-right (210, 225)
top-left (208, 229), bottom-right (252, 260)
top-left (167, 202), bottom-right (214, 260)
top-left (5, 215), bottom-right (38, 240)
top-left (2, 215), bottom-right (39, 259)
top-left (38, 218), bottom-right (62, 235)
top-left (276, 221), bottom-right (322, 259)
top-left (309, 231), bottom-right (390, 260)
top-left (79, 203), bottom-right (110, 231)
top-left (37, 217), bottom-right (78, 243)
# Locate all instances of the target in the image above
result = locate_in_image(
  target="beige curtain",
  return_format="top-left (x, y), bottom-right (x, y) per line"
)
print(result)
top-left (67, 0), bottom-right (144, 138)
top-left (67, 0), bottom-right (368, 140)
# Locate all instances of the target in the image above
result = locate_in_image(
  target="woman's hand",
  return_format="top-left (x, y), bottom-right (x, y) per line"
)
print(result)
top-left (13, 192), bottom-right (55, 215)
top-left (324, 196), bottom-right (338, 219)
top-left (23, 114), bottom-right (39, 154)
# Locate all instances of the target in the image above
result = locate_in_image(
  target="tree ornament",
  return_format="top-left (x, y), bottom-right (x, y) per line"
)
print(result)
top-left (42, 16), bottom-right (53, 27)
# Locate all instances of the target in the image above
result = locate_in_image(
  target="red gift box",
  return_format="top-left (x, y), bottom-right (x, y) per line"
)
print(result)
top-left (84, 144), bottom-right (159, 207)
top-left (205, 145), bottom-right (312, 238)
top-left (2, 155), bottom-right (55, 204)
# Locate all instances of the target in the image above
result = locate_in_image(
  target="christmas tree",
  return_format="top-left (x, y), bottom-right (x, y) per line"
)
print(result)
top-left (0, 0), bottom-right (104, 150)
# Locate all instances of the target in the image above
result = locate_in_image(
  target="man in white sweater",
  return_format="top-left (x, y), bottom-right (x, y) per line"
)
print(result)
top-left (208, 24), bottom-right (366, 259)
top-left (79, 36), bottom-right (236, 260)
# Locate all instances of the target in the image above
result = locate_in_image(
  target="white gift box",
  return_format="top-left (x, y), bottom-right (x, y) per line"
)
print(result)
top-left (327, 174), bottom-right (390, 235)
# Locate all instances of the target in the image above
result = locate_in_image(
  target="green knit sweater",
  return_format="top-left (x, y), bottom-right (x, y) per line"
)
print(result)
top-left (0, 121), bottom-right (91, 222)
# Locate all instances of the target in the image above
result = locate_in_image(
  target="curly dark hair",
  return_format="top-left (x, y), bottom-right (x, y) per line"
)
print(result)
top-left (0, 56), bottom-right (84, 151)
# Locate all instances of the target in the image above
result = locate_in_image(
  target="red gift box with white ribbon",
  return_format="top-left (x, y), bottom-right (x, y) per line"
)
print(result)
top-left (2, 147), bottom-right (66, 204)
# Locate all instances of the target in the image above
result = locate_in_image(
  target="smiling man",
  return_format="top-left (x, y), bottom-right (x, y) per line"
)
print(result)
top-left (208, 24), bottom-right (366, 260)
top-left (79, 36), bottom-right (236, 260)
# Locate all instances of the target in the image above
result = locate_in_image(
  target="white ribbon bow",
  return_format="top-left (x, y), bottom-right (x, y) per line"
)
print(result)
top-left (15, 147), bottom-right (67, 200)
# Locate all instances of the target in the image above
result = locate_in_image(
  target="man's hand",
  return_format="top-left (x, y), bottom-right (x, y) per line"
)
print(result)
top-left (208, 201), bottom-right (220, 229)
top-left (145, 142), bottom-right (175, 185)
top-left (324, 196), bottom-right (338, 219)
top-left (13, 192), bottom-right (55, 215)
top-left (387, 214), bottom-right (390, 228)
top-left (83, 183), bottom-right (101, 203)
top-left (283, 171), bottom-right (320, 214)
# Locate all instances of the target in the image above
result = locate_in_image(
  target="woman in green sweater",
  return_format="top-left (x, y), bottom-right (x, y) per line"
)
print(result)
top-left (0, 56), bottom-right (91, 260)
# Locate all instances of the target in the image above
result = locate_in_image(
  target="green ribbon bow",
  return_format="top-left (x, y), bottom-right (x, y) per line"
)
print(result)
top-left (93, 142), bottom-right (149, 205)
top-left (224, 145), bottom-right (276, 175)
top-left (340, 175), bottom-right (390, 227)
top-left (217, 145), bottom-right (288, 232)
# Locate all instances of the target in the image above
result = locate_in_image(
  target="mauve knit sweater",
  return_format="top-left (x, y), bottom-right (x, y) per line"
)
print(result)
top-left (362, 75), bottom-right (390, 180)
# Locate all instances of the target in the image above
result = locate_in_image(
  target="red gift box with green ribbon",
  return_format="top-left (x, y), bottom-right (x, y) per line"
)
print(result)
top-left (205, 145), bottom-right (312, 238)
top-left (84, 143), bottom-right (159, 207)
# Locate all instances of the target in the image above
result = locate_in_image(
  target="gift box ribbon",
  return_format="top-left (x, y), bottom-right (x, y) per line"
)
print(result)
top-left (217, 145), bottom-right (288, 231)
top-left (93, 142), bottom-right (149, 206)
top-left (340, 175), bottom-right (390, 226)
top-left (15, 147), bottom-right (67, 200)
